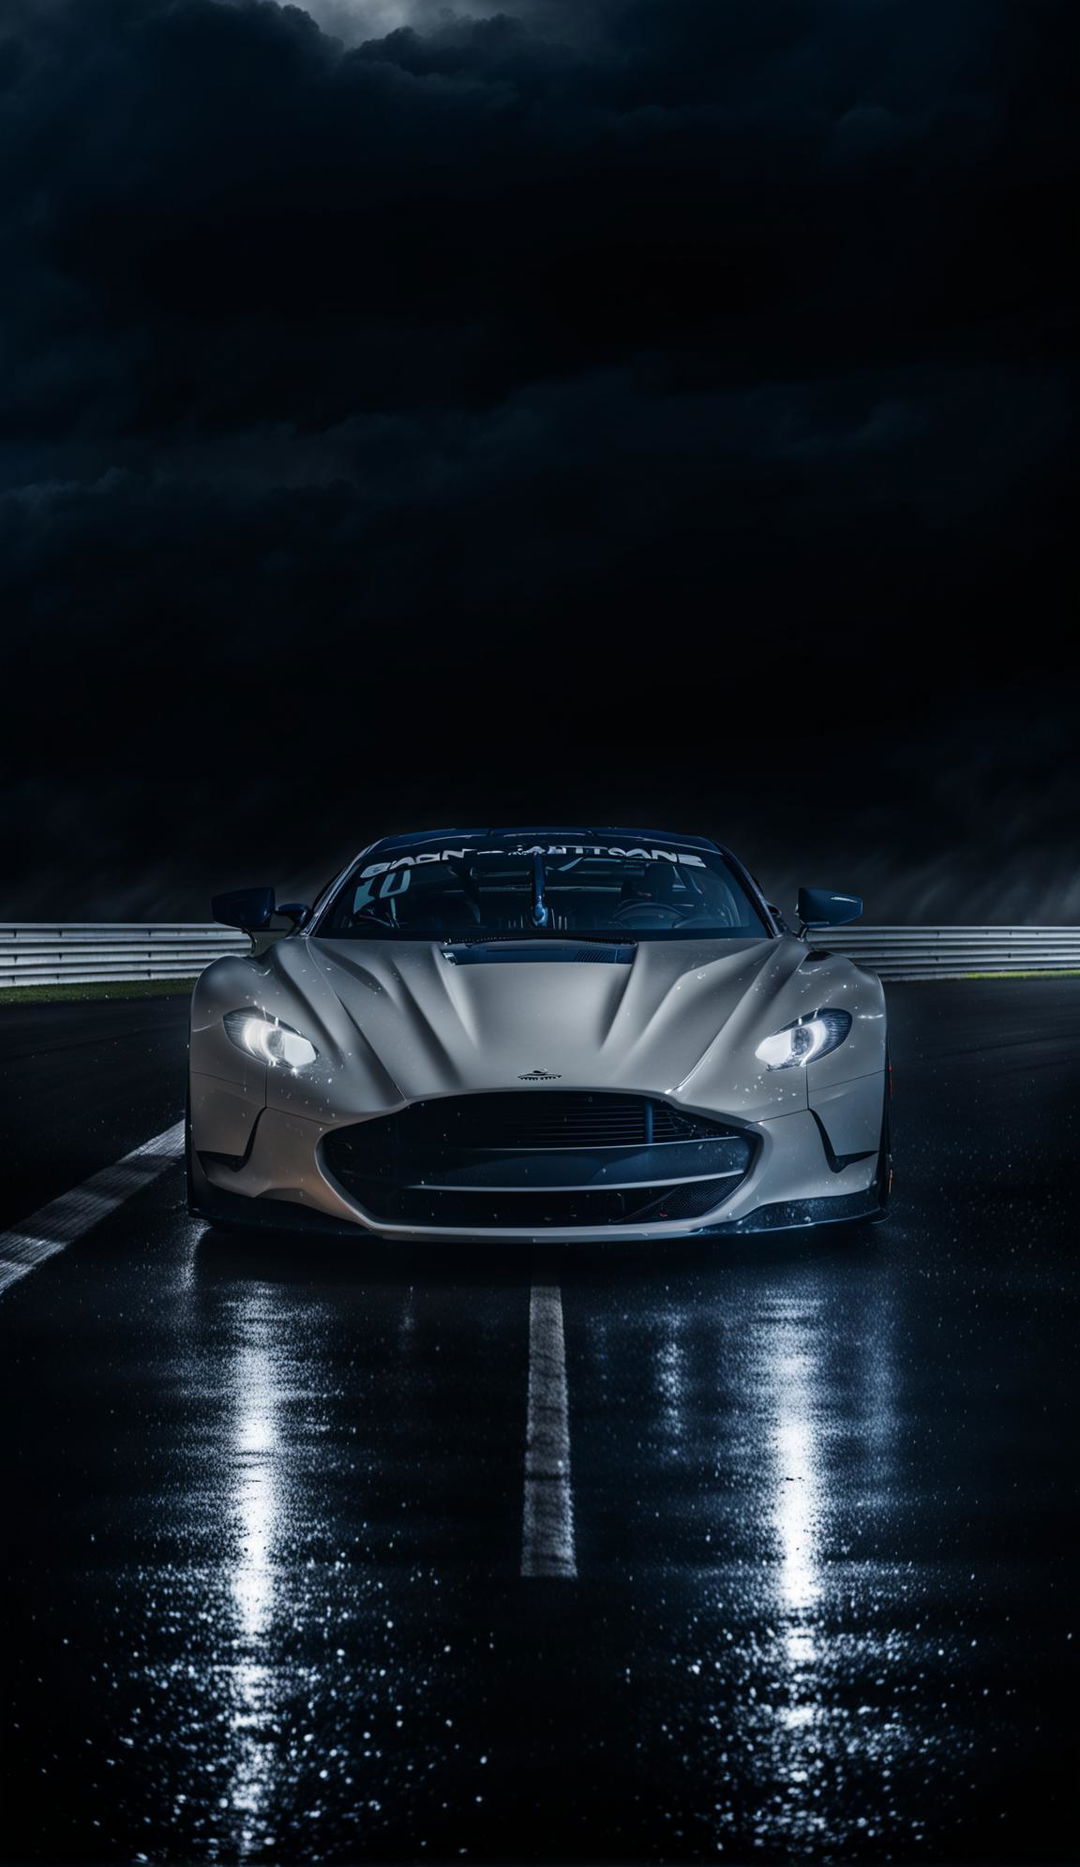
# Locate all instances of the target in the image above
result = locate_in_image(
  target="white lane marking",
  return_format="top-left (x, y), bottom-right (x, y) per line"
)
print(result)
top-left (521, 1281), bottom-right (577, 1579)
top-left (0, 1120), bottom-right (186, 1297)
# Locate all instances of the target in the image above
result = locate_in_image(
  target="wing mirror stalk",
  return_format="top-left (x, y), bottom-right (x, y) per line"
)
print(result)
top-left (796, 887), bottom-right (863, 939)
top-left (211, 887), bottom-right (310, 932)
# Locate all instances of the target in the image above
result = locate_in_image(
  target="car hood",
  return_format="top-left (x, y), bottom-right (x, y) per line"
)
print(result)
top-left (256, 933), bottom-right (837, 1122)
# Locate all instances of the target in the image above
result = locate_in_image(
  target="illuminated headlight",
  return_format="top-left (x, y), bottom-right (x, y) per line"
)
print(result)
top-left (755, 1009), bottom-right (852, 1070)
top-left (224, 1010), bottom-right (318, 1070)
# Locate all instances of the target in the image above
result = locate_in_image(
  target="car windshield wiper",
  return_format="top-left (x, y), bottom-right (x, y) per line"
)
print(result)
top-left (444, 930), bottom-right (640, 945)
top-left (338, 915), bottom-right (646, 943)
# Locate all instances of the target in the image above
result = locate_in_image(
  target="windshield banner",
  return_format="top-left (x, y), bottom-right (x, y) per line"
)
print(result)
top-left (360, 845), bottom-right (709, 879)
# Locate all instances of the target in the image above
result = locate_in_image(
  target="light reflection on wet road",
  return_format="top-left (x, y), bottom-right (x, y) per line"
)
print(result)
top-left (0, 981), bottom-right (1078, 1862)
top-left (566, 1265), bottom-right (943, 1859)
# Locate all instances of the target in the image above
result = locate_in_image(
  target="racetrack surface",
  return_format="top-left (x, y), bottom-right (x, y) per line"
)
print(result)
top-left (0, 982), bottom-right (1077, 1863)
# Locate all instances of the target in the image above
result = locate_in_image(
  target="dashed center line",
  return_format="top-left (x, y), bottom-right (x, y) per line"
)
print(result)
top-left (0, 1120), bottom-right (185, 1296)
top-left (3, 1125), bottom-right (579, 1584)
top-left (521, 1281), bottom-right (577, 1579)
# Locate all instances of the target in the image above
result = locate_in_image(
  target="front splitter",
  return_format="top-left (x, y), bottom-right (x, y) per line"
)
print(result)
top-left (191, 1179), bottom-right (885, 1241)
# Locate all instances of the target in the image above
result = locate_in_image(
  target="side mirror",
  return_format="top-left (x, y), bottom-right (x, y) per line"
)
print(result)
top-left (276, 901), bottom-right (311, 929)
top-left (796, 887), bottom-right (863, 935)
top-left (211, 885), bottom-right (277, 932)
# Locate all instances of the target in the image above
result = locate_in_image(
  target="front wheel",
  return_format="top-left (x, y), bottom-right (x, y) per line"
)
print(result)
top-left (867, 1063), bottom-right (893, 1223)
top-left (185, 1086), bottom-right (246, 1231)
top-left (184, 1086), bottom-right (197, 1215)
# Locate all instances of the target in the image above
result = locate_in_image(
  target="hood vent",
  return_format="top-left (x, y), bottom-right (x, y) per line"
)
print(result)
top-left (440, 940), bottom-right (635, 966)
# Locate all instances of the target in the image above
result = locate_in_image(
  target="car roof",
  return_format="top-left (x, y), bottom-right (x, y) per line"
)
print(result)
top-left (363, 826), bottom-right (724, 857)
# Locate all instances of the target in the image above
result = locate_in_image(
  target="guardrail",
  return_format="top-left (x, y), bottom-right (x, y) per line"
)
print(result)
top-left (824, 926), bottom-right (1080, 980)
top-left (1, 923), bottom-right (1079, 988)
top-left (0, 924), bottom-right (250, 987)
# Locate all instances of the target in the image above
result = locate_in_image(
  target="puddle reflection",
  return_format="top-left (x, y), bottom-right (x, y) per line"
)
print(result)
top-left (227, 1317), bottom-right (284, 1856)
top-left (572, 1249), bottom-right (950, 1858)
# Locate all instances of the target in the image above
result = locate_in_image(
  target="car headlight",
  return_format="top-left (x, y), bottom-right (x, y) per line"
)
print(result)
top-left (224, 1010), bottom-right (318, 1070)
top-left (755, 1009), bottom-right (852, 1070)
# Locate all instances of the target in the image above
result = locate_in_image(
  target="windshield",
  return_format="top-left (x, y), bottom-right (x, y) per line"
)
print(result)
top-left (316, 841), bottom-right (770, 940)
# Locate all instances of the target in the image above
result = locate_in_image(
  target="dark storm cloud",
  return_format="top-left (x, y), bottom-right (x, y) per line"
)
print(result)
top-left (5, 0), bottom-right (1071, 431)
top-left (0, 0), bottom-right (1074, 916)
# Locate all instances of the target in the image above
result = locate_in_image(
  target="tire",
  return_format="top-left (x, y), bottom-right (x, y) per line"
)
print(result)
top-left (867, 1059), bottom-right (893, 1223)
top-left (185, 1085), bottom-right (245, 1231)
top-left (184, 1085), bottom-right (197, 1215)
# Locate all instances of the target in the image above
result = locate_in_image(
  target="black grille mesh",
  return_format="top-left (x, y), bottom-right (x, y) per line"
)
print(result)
top-left (344, 1091), bottom-right (733, 1153)
top-left (322, 1091), bottom-right (753, 1230)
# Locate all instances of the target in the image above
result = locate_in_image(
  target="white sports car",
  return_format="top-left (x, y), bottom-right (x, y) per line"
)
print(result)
top-left (188, 828), bottom-right (891, 1240)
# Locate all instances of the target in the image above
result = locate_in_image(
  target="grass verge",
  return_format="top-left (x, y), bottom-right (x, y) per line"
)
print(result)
top-left (0, 978), bottom-right (196, 1007)
top-left (960, 968), bottom-right (1080, 979)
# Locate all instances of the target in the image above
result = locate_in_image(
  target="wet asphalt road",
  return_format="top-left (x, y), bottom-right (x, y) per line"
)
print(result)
top-left (0, 982), bottom-right (1078, 1864)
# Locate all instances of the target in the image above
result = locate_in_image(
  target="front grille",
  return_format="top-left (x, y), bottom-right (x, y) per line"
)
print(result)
top-left (336, 1090), bottom-right (732, 1152)
top-left (321, 1091), bottom-right (756, 1230)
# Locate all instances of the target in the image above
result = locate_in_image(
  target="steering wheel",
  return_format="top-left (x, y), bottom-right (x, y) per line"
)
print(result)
top-left (609, 901), bottom-right (685, 927)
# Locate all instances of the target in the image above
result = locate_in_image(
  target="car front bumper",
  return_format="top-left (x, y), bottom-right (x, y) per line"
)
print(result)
top-left (190, 1073), bottom-right (885, 1242)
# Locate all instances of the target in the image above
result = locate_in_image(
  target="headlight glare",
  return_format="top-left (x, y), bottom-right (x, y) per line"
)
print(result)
top-left (756, 1009), bottom-right (852, 1070)
top-left (224, 1009), bottom-right (317, 1070)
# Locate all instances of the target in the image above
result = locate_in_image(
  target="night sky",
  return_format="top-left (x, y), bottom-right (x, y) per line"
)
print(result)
top-left (2, 0), bottom-right (1074, 922)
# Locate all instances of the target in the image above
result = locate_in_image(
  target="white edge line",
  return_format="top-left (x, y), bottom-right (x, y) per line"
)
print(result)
top-left (0, 1119), bottom-right (186, 1296)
